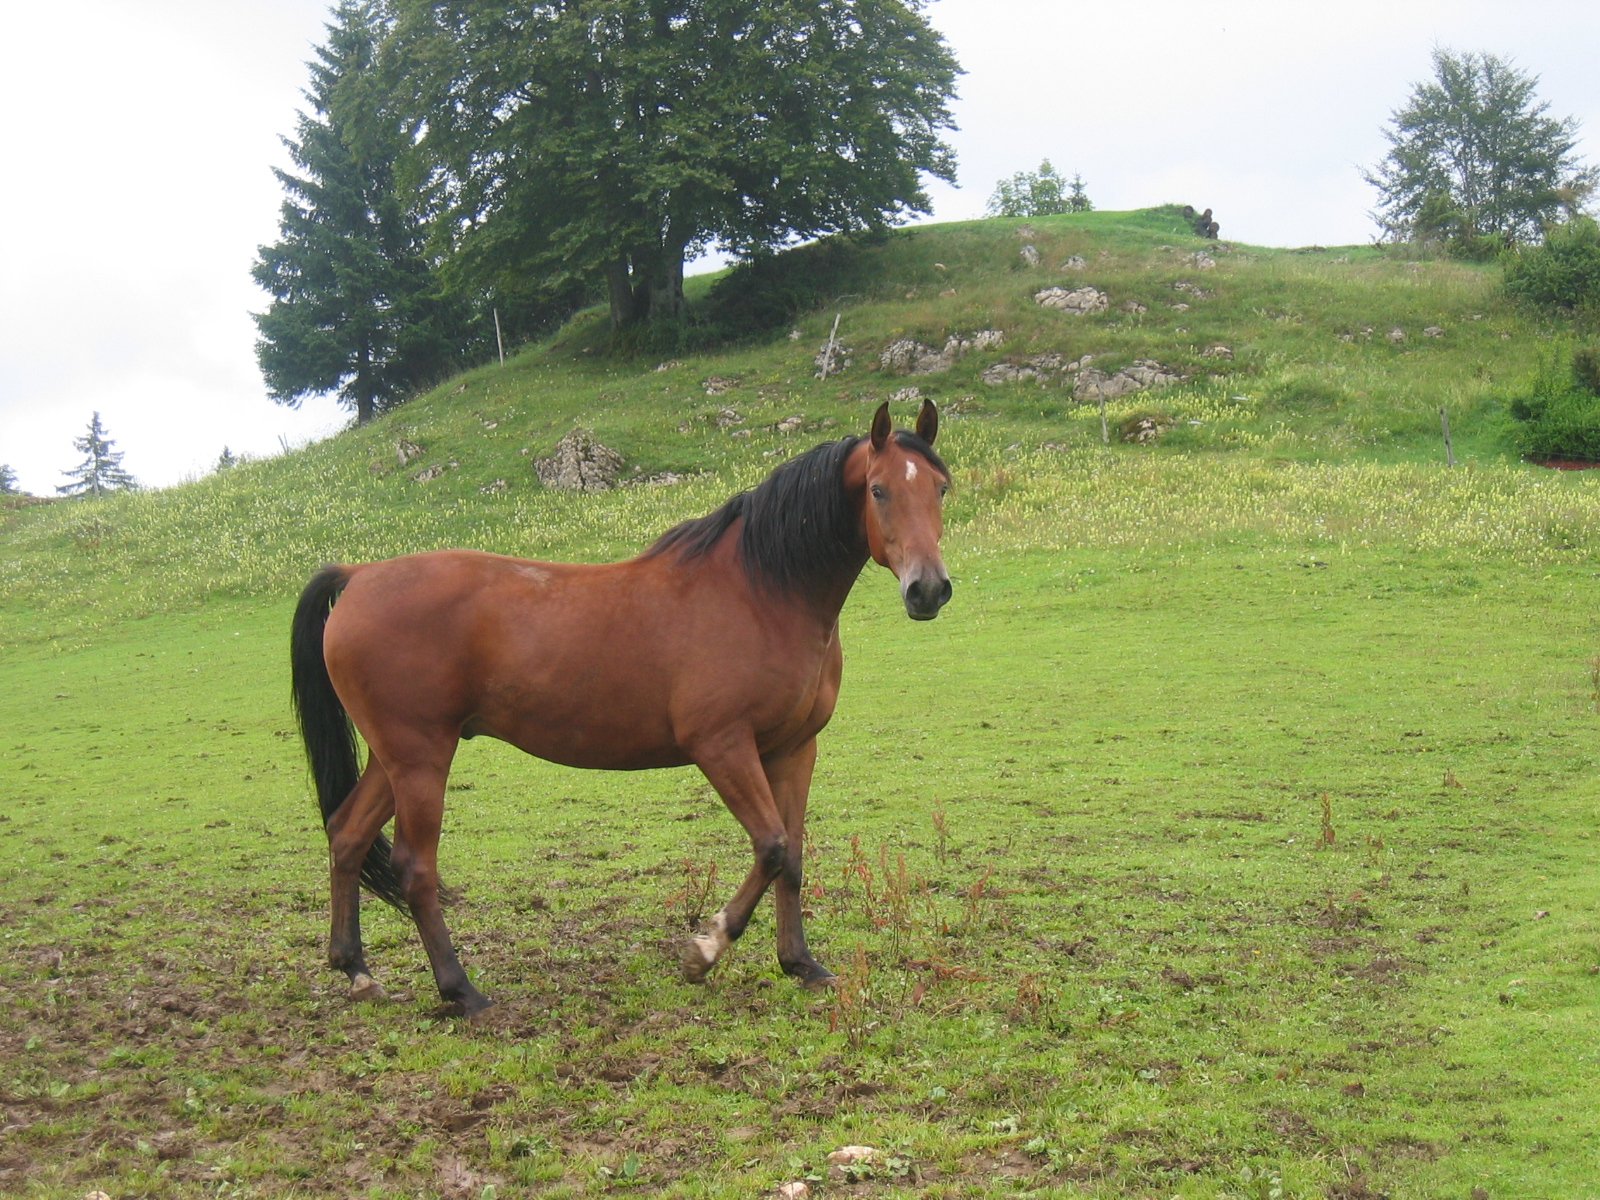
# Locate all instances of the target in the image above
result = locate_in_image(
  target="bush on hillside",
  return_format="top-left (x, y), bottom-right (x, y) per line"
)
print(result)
top-left (1574, 345), bottom-right (1600, 396)
top-left (1503, 217), bottom-right (1600, 315)
top-left (1507, 346), bottom-right (1600, 460)
top-left (704, 237), bottom-right (886, 340)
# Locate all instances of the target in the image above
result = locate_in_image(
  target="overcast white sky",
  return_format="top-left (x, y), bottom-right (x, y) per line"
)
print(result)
top-left (2, 0), bottom-right (1598, 494)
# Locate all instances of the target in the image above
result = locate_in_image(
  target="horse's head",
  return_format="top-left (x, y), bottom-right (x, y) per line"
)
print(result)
top-left (855, 399), bottom-right (953, 620)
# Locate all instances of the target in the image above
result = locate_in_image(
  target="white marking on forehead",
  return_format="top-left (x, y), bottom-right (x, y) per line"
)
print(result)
top-left (905, 460), bottom-right (919, 481)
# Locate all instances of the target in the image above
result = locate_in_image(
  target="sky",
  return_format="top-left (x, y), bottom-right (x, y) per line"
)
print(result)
top-left (2, 0), bottom-right (1598, 495)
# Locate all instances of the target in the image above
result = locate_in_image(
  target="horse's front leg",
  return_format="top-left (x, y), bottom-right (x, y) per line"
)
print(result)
top-left (766, 738), bottom-right (834, 988)
top-left (682, 737), bottom-right (789, 983)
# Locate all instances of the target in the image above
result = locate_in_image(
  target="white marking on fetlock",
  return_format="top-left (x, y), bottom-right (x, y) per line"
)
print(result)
top-left (692, 911), bottom-right (731, 968)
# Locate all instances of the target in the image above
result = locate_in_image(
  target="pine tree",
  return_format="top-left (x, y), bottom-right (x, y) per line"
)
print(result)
top-left (1066, 173), bottom-right (1094, 213)
top-left (57, 413), bottom-right (137, 497)
top-left (253, 0), bottom-right (466, 424)
top-left (216, 446), bottom-right (239, 472)
top-left (0, 464), bottom-right (18, 495)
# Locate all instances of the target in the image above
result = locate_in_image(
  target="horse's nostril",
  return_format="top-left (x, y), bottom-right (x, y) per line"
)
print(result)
top-left (938, 577), bottom-right (953, 606)
top-left (904, 573), bottom-right (952, 618)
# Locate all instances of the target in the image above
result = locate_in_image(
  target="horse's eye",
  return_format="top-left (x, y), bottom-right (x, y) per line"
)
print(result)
top-left (870, 484), bottom-right (887, 500)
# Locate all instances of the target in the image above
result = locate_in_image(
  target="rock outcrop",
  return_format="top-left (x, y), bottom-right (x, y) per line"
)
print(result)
top-left (1034, 286), bottom-right (1108, 314)
top-left (535, 430), bottom-right (624, 492)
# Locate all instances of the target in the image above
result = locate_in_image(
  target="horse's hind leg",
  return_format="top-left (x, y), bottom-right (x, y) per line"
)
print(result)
top-left (325, 760), bottom-right (394, 1001)
top-left (388, 754), bottom-right (492, 1016)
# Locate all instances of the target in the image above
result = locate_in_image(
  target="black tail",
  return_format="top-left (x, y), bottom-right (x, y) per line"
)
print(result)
top-left (290, 565), bottom-right (409, 912)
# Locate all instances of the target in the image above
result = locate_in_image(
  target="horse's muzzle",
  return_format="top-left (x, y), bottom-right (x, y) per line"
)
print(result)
top-left (902, 572), bottom-right (953, 620)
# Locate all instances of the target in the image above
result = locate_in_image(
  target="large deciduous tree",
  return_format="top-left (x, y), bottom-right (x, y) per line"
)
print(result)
top-left (1365, 49), bottom-right (1596, 251)
top-left (392, 0), bottom-right (961, 331)
top-left (57, 413), bottom-right (137, 498)
top-left (254, 0), bottom-right (467, 424)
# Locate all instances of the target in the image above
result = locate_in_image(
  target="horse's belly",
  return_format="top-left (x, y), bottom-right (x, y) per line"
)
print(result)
top-left (468, 692), bottom-right (688, 771)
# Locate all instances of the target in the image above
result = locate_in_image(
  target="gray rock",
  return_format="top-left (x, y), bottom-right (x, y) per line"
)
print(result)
top-left (1073, 360), bottom-right (1184, 402)
top-left (534, 429), bottom-right (624, 492)
top-left (880, 330), bottom-right (1005, 375)
top-left (1122, 414), bottom-right (1173, 443)
top-left (1035, 286), bottom-right (1108, 314)
top-left (814, 340), bottom-right (854, 376)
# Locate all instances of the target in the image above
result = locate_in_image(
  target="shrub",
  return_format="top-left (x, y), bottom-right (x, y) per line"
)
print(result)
top-left (704, 236), bottom-right (886, 340)
top-left (1503, 217), bottom-right (1600, 314)
top-left (1572, 344), bottom-right (1600, 396)
top-left (1507, 346), bottom-right (1600, 460)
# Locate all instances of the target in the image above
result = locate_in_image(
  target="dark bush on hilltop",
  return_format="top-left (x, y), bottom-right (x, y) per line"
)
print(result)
top-left (704, 237), bottom-right (886, 340)
top-left (1504, 217), bottom-right (1600, 315)
top-left (1508, 345), bottom-right (1600, 460)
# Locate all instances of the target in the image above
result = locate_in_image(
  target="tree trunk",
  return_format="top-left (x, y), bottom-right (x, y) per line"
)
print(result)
top-left (354, 335), bottom-right (376, 424)
top-left (603, 244), bottom-right (688, 331)
top-left (605, 258), bottom-right (636, 330)
top-left (643, 252), bottom-right (686, 323)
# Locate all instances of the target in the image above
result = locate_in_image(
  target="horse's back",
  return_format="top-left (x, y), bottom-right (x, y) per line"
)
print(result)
top-left (321, 547), bottom-right (826, 770)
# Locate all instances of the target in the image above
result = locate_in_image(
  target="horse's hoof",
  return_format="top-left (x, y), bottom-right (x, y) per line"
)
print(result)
top-left (679, 939), bottom-right (714, 984)
top-left (464, 1001), bottom-right (504, 1027)
top-left (348, 973), bottom-right (388, 1003)
top-left (784, 962), bottom-right (837, 991)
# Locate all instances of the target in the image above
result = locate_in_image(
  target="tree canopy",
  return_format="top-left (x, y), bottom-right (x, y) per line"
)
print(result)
top-left (253, 0), bottom-right (469, 424)
top-left (986, 160), bottom-right (1091, 218)
top-left (389, 0), bottom-right (961, 330)
top-left (57, 413), bottom-right (137, 498)
top-left (1366, 49), bottom-right (1596, 252)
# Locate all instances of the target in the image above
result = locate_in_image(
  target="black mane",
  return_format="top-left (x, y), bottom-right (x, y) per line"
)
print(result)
top-left (644, 432), bottom-right (947, 594)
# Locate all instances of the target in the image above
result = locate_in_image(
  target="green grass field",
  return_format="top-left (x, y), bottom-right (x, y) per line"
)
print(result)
top-left (3, 209), bottom-right (1599, 1197)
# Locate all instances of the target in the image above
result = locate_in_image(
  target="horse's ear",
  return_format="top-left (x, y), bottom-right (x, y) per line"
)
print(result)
top-left (915, 398), bottom-right (938, 446)
top-left (870, 401), bottom-right (891, 451)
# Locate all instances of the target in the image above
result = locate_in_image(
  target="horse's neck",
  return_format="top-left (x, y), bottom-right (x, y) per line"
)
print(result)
top-left (791, 549), bottom-right (870, 628)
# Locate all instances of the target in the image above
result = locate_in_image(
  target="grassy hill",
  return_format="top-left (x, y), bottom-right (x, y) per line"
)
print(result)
top-left (0, 207), bottom-right (1576, 651)
top-left (4, 209), bottom-right (1600, 1198)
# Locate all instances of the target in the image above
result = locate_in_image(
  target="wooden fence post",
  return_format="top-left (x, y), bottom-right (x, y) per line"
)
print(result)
top-left (820, 313), bottom-right (841, 381)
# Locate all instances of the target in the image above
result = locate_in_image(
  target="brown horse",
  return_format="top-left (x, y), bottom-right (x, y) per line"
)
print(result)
top-left (290, 400), bottom-right (952, 1014)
